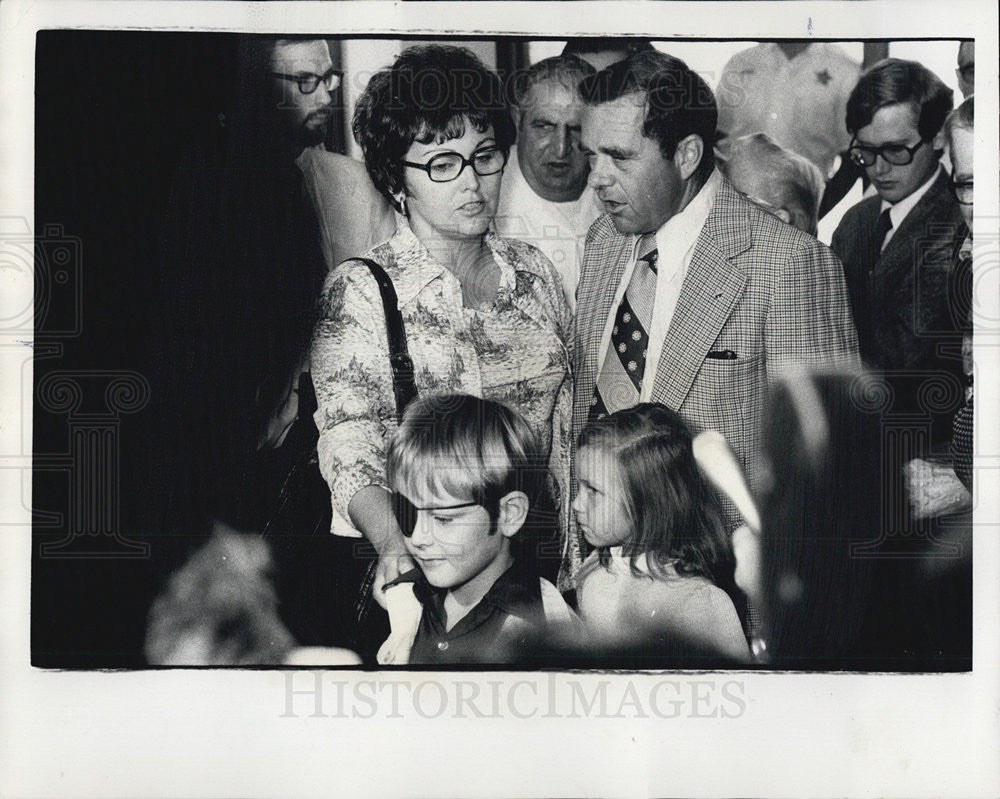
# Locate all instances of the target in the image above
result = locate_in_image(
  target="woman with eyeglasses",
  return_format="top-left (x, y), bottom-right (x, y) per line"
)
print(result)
top-left (308, 45), bottom-right (575, 650)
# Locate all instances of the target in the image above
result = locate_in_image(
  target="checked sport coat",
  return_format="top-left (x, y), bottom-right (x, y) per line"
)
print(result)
top-left (572, 174), bottom-right (861, 513)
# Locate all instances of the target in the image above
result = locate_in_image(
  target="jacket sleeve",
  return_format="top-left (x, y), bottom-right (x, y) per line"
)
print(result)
top-left (310, 260), bottom-right (398, 528)
top-left (766, 236), bottom-right (861, 379)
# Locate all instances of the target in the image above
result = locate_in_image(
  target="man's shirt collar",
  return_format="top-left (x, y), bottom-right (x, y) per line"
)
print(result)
top-left (650, 167), bottom-right (721, 258)
top-left (880, 164), bottom-right (942, 232)
top-left (411, 562), bottom-right (542, 633)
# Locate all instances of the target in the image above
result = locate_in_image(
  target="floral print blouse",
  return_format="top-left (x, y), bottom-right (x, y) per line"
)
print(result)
top-left (310, 218), bottom-right (579, 587)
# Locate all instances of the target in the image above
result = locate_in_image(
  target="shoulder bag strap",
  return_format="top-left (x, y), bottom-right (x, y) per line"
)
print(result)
top-left (353, 257), bottom-right (418, 421)
top-left (349, 257), bottom-right (418, 633)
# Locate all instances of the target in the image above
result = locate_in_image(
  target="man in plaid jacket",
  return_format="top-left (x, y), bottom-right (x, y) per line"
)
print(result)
top-left (573, 50), bottom-right (860, 535)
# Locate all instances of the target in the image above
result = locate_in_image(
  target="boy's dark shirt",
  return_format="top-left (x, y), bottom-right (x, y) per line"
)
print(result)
top-left (391, 564), bottom-right (545, 665)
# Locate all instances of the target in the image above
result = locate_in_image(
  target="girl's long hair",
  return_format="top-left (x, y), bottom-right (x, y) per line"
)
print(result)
top-left (578, 404), bottom-right (738, 600)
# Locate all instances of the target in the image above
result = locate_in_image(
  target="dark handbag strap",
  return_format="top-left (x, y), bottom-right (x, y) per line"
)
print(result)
top-left (349, 258), bottom-right (418, 629)
top-left (352, 257), bottom-right (418, 423)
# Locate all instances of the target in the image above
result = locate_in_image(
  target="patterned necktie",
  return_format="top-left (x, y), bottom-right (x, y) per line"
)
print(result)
top-left (590, 234), bottom-right (658, 421)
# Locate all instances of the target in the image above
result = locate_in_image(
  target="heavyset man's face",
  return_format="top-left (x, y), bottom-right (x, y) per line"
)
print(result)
top-left (516, 78), bottom-right (590, 203)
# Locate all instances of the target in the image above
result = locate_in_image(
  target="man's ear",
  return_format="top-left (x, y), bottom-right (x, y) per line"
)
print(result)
top-left (932, 127), bottom-right (948, 155)
top-left (673, 134), bottom-right (705, 181)
top-left (496, 491), bottom-right (529, 539)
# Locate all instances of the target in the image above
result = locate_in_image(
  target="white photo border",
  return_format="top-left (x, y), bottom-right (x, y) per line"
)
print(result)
top-left (2, 1), bottom-right (998, 797)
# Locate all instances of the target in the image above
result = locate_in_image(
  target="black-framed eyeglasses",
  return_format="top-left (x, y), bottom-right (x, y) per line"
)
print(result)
top-left (401, 147), bottom-right (508, 183)
top-left (270, 67), bottom-right (341, 95)
top-left (848, 138), bottom-right (929, 168)
top-left (950, 177), bottom-right (974, 205)
top-left (391, 492), bottom-right (479, 538)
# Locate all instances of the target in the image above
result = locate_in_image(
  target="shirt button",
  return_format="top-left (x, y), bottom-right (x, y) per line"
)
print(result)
top-left (437, 641), bottom-right (449, 651)
top-left (770, 112), bottom-right (778, 120)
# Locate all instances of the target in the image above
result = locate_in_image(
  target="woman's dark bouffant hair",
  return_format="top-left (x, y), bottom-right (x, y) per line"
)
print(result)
top-left (352, 45), bottom-right (517, 213)
top-left (578, 404), bottom-right (737, 598)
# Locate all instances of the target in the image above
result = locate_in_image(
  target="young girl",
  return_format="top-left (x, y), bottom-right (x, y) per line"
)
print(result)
top-left (573, 403), bottom-right (749, 661)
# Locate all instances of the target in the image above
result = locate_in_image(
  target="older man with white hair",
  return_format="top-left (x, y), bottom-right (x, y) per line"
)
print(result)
top-left (722, 132), bottom-right (826, 236)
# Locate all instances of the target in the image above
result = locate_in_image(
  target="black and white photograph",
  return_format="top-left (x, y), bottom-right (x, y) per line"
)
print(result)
top-left (2, 1), bottom-right (998, 796)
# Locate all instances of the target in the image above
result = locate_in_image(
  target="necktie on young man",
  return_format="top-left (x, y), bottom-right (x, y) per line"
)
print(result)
top-left (875, 207), bottom-right (893, 253)
top-left (590, 234), bottom-right (659, 421)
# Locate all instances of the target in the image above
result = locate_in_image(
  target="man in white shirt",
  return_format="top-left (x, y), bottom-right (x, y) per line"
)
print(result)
top-left (495, 55), bottom-right (603, 310)
top-left (831, 58), bottom-right (965, 454)
top-left (573, 50), bottom-right (859, 520)
top-left (716, 41), bottom-right (860, 180)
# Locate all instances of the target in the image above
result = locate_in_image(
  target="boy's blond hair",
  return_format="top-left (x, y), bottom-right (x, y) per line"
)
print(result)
top-left (386, 393), bottom-right (544, 520)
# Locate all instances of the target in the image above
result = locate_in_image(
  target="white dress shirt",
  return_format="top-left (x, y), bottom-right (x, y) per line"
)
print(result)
top-left (495, 151), bottom-right (603, 311)
top-left (716, 43), bottom-right (860, 177)
top-left (597, 169), bottom-right (721, 402)
top-left (880, 165), bottom-right (942, 250)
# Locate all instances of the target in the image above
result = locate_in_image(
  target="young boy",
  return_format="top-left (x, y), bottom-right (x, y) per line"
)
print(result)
top-left (383, 393), bottom-right (576, 665)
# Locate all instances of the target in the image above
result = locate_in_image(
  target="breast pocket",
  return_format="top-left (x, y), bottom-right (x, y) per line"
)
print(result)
top-left (685, 353), bottom-right (765, 475)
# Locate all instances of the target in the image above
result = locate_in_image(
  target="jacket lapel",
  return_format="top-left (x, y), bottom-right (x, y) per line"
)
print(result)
top-left (876, 169), bottom-right (951, 286)
top-left (577, 231), bottom-right (635, 391)
top-left (649, 180), bottom-right (749, 411)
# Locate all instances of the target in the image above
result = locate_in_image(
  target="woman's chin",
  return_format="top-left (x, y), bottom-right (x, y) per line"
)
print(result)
top-left (455, 216), bottom-right (493, 239)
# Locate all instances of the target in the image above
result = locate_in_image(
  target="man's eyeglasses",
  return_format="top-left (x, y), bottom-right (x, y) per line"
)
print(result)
top-left (848, 138), bottom-right (929, 168)
top-left (391, 492), bottom-right (479, 538)
top-left (950, 177), bottom-right (973, 206)
top-left (270, 67), bottom-right (341, 95)
top-left (402, 147), bottom-right (508, 183)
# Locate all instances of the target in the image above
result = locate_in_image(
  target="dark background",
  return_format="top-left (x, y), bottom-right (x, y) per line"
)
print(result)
top-left (32, 31), bottom-right (240, 667)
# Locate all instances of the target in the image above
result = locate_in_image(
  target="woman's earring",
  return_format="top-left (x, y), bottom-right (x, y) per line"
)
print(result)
top-left (396, 194), bottom-right (408, 217)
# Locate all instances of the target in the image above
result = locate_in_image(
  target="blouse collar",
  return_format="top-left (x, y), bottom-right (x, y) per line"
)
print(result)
top-left (381, 214), bottom-right (549, 308)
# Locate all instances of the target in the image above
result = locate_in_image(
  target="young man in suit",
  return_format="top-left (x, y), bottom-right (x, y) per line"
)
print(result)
top-left (574, 50), bottom-right (859, 523)
top-left (831, 58), bottom-right (966, 455)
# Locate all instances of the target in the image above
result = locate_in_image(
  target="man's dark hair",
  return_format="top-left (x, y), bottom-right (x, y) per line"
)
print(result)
top-left (352, 44), bottom-right (516, 212)
top-left (578, 49), bottom-right (718, 186)
top-left (510, 54), bottom-right (596, 109)
top-left (562, 37), bottom-right (655, 59)
top-left (845, 58), bottom-right (954, 139)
